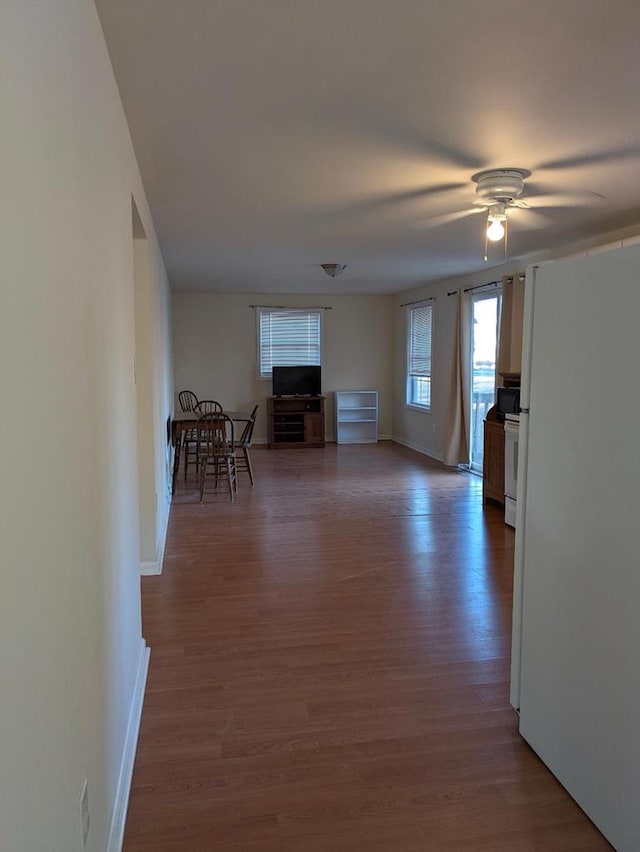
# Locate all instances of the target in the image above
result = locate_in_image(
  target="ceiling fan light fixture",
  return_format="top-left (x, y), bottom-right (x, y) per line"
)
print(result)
top-left (486, 218), bottom-right (506, 242)
top-left (486, 202), bottom-right (507, 241)
top-left (321, 263), bottom-right (347, 278)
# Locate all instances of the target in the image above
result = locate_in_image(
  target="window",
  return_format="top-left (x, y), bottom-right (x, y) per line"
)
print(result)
top-left (257, 307), bottom-right (322, 378)
top-left (469, 292), bottom-right (501, 472)
top-left (406, 300), bottom-right (433, 409)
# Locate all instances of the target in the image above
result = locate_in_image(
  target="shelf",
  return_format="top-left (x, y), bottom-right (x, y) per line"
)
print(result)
top-left (334, 391), bottom-right (378, 444)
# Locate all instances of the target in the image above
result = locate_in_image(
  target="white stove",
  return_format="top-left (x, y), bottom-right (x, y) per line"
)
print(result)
top-left (504, 413), bottom-right (520, 527)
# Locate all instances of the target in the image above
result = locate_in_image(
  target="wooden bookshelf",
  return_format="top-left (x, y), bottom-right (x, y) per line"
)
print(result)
top-left (334, 390), bottom-right (378, 444)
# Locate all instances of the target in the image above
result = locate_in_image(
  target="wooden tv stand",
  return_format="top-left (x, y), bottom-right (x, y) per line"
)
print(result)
top-left (267, 395), bottom-right (325, 448)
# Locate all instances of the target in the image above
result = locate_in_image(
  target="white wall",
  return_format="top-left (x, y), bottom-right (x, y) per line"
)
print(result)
top-left (0, 2), bottom-right (172, 850)
top-left (391, 282), bottom-right (459, 462)
top-left (172, 292), bottom-right (394, 441)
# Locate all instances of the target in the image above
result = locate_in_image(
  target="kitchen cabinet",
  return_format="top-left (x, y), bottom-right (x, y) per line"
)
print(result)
top-left (483, 405), bottom-right (505, 506)
top-left (497, 274), bottom-right (525, 379)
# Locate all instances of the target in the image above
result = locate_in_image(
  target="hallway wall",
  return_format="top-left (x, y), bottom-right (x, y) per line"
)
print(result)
top-left (0, 1), bottom-right (172, 849)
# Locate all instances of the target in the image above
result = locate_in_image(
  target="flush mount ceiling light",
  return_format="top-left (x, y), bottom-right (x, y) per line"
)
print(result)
top-left (321, 263), bottom-right (347, 278)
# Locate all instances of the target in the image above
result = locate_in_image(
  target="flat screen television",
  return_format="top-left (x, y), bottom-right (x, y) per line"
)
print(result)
top-left (272, 365), bottom-right (321, 397)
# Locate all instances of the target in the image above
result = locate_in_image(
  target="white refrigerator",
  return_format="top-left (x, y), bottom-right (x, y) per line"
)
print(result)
top-left (510, 243), bottom-right (640, 851)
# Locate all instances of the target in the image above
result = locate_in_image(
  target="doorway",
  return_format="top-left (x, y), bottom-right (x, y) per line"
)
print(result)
top-left (132, 198), bottom-right (159, 571)
top-left (469, 291), bottom-right (501, 473)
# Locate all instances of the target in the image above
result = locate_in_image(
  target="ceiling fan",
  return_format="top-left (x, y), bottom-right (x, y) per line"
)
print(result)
top-left (421, 166), bottom-right (604, 260)
top-left (314, 130), bottom-right (630, 255)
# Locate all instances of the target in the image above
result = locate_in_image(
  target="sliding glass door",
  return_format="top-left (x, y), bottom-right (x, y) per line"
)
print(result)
top-left (469, 292), bottom-right (501, 473)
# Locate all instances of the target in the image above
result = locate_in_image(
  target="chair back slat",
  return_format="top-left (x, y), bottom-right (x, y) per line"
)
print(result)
top-left (197, 399), bottom-right (223, 414)
top-left (178, 390), bottom-right (199, 412)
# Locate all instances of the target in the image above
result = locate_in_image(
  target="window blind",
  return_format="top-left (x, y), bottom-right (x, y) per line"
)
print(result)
top-left (258, 308), bottom-right (322, 377)
top-left (408, 303), bottom-right (432, 377)
top-left (407, 301), bottom-right (433, 408)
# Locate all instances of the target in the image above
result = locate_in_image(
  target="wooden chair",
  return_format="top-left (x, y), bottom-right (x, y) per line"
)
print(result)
top-left (178, 389), bottom-right (199, 412)
top-left (197, 413), bottom-right (237, 502)
top-left (196, 399), bottom-right (223, 414)
top-left (178, 390), bottom-right (200, 480)
top-left (236, 404), bottom-right (259, 486)
top-left (183, 399), bottom-right (225, 479)
top-left (186, 402), bottom-right (223, 478)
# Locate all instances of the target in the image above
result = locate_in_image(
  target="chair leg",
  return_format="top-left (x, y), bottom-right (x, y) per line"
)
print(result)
top-left (199, 457), bottom-right (207, 502)
top-left (226, 458), bottom-right (235, 502)
top-left (185, 440), bottom-right (197, 480)
top-left (243, 447), bottom-right (254, 486)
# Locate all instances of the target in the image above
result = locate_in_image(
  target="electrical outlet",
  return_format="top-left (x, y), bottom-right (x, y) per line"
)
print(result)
top-left (79, 779), bottom-right (90, 849)
top-left (432, 423), bottom-right (437, 433)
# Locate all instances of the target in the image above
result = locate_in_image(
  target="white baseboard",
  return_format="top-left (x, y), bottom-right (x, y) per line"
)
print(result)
top-left (328, 436), bottom-right (392, 443)
top-left (391, 436), bottom-right (445, 464)
top-left (140, 498), bottom-right (170, 576)
top-left (256, 436), bottom-right (393, 445)
top-left (106, 638), bottom-right (150, 852)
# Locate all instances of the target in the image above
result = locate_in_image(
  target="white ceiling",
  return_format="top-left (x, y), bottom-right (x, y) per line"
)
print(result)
top-left (96, 0), bottom-right (640, 294)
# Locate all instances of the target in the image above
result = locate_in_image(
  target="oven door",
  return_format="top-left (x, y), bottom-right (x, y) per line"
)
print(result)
top-left (504, 418), bottom-right (519, 528)
top-left (504, 418), bottom-right (519, 501)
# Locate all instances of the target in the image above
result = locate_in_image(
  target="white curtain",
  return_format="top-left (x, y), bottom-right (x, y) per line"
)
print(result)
top-left (443, 289), bottom-right (472, 466)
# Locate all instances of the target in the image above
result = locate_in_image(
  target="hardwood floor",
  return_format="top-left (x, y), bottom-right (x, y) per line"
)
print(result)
top-left (124, 443), bottom-right (611, 851)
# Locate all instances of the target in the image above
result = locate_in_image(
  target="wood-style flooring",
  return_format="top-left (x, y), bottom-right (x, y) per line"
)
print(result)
top-left (124, 442), bottom-right (611, 851)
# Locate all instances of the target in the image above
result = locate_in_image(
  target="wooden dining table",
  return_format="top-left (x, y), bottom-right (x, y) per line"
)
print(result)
top-left (171, 410), bottom-right (252, 495)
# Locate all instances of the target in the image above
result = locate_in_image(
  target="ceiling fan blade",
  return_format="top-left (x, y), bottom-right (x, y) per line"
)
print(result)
top-left (322, 182), bottom-right (467, 219)
top-left (412, 138), bottom-right (485, 171)
top-left (416, 208), bottom-right (483, 229)
top-left (522, 190), bottom-right (604, 209)
top-left (536, 146), bottom-right (640, 172)
top-left (510, 207), bottom-right (552, 229)
top-left (339, 108), bottom-right (485, 171)
top-left (378, 182), bottom-right (467, 204)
